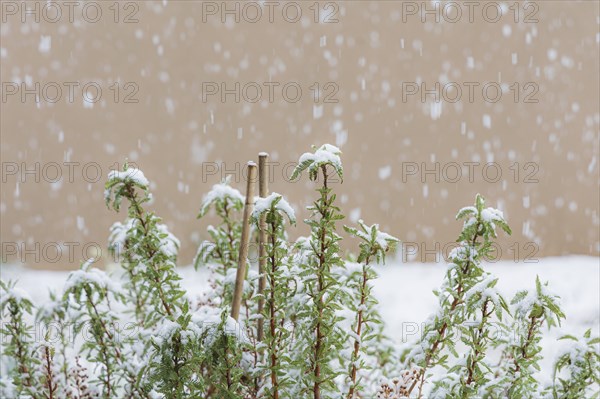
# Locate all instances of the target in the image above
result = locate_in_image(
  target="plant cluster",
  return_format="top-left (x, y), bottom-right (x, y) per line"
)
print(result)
top-left (1, 146), bottom-right (598, 399)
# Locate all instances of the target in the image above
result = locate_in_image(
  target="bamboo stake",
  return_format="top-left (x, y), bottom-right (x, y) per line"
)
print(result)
top-left (257, 153), bottom-right (269, 341)
top-left (231, 161), bottom-right (257, 321)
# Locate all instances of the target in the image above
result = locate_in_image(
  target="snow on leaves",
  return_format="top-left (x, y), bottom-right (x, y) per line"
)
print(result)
top-left (291, 143), bottom-right (344, 182)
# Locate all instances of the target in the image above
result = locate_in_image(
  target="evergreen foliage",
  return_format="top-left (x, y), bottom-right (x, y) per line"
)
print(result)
top-left (0, 148), bottom-right (596, 399)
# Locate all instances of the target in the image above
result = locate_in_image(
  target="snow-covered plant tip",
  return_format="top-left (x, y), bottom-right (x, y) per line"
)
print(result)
top-left (1, 148), bottom-right (598, 399)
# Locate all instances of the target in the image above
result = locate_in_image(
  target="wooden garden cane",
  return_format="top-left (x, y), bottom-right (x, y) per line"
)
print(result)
top-left (257, 153), bottom-right (269, 341)
top-left (231, 161), bottom-right (257, 321)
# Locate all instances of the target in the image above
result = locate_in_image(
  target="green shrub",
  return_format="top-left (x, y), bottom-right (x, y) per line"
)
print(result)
top-left (0, 146), bottom-right (597, 399)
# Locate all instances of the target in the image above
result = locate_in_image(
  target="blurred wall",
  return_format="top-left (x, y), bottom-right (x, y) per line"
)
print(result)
top-left (1, 1), bottom-right (598, 269)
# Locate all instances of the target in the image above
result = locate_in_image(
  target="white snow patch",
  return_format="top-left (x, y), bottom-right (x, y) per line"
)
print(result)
top-left (483, 114), bottom-right (492, 129)
top-left (107, 168), bottom-right (149, 188)
top-left (252, 192), bottom-right (295, 223)
top-left (378, 165), bottom-right (392, 180)
top-left (38, 36), bottom-right (51, 53)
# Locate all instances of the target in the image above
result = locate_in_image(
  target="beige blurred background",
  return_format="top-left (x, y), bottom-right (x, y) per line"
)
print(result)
top-left (1, 1), bottom-right (598, 269)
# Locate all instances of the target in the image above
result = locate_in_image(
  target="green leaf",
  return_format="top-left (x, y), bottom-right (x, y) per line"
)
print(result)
top-left (558, 334), bottom-right (578, 342)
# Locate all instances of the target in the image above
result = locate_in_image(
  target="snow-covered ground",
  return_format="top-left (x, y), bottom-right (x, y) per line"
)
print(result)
top-left (1, 255), bottom-right (598, 386)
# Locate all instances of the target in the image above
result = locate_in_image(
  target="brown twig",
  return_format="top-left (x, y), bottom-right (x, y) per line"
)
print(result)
top-left (267, 217), bottom-right (281, 399)
top-left (42, 346), bottom-right (58, 399)
top-left (409, 222), bottom-right (482, 398)
top-left (346, 256), bottom-right (372, 399)
top-left (257, 153), bottom-right (269, 342)
top-left (231, 162), bottom-right (257, 321)
top-left (312, 165), bottom-right (329, 399)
